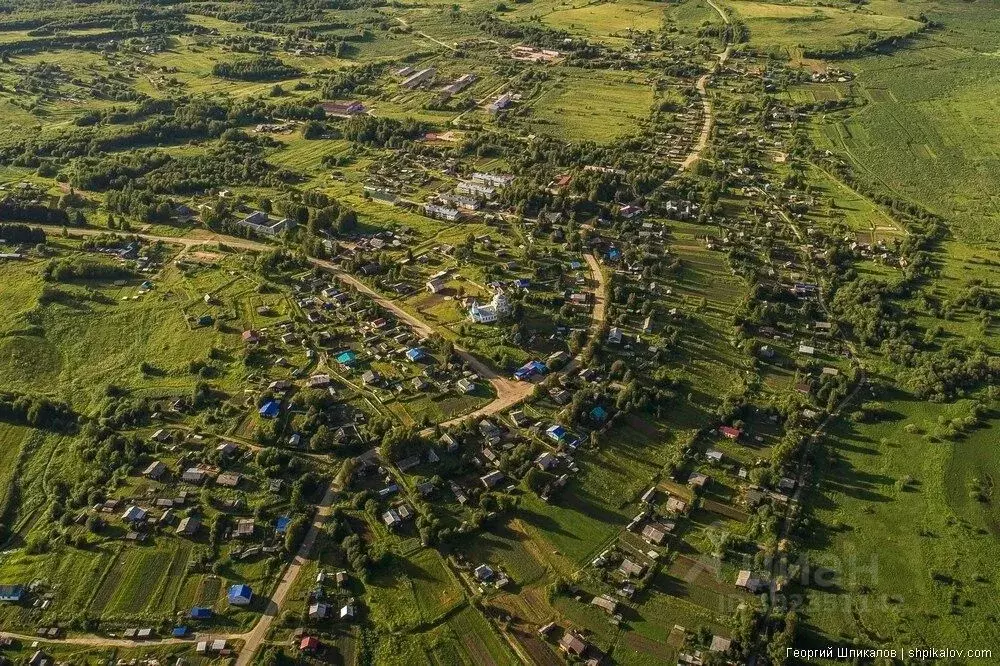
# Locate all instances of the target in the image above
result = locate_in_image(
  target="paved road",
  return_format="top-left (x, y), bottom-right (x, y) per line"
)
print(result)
top-left (680, 0), bottom-right (732, 171)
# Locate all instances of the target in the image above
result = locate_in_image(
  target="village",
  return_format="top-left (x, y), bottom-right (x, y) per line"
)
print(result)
top-left (0, 0), bottom-right (978, 663)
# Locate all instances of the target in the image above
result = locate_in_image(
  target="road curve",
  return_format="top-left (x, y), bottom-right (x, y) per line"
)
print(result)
top-left (680, 0), bottom-right (732, 171)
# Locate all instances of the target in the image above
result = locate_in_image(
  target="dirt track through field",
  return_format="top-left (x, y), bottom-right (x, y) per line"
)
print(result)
top-left (680, 0), bottom-right (732, 171)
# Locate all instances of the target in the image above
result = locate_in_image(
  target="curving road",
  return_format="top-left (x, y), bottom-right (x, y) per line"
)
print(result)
top-left (680, 0), bottom-right (732, 171)
top-left (18, 226), bottom-right (609, 661)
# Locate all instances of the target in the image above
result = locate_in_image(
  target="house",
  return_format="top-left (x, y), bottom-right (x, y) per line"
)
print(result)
top-left (182, 468), bottom-right (207, 484)
top-left (217, 441), bottom-right (238, 457)
top-left (382, 508), bottom-right (403, 529)
top-left (122, 505), bottom-right (147, 524)
top-left (0, 585), bottom-right (25, 602)
top-left (509, 410), bottom-right (529, 427)
top-left (590, 405), bottom-right (608, 423)
top-left (735, 569), bottom-right (762, 592)
top-left (591, 594), bottom-right (618, 614)
top-left (151, 429), bottom-right (170, 442)
top-left (362, 370), bottom-right (380, 385)
top-left (514, 360), bottom-right (547, 381)
top-left (719, 425), bottom-right (742, 440)
top-left (607, 327), bottom-right (623, 344)
top-left (798, 344), bottom-right (815, 356)
top-left (456, 378), bottom-right (476, 394)
top-left (340, 603), bottom-right (356, 620)
top-left (241, 330), bottom-right (261, 344)
top-left (307, 374), bottom-right (331, 388)
top-left (688, 472), bottom-right (709, 488)
top-left (236, 518), bottom-right (255, 538)
top-left (227, 584), bottom-right (253, 606)
top-left (299, 636), bottom-right (321, 653)
top-left (405, 347), bottom-right (426, 362)
top-left (216, 472), bottom-right (242, 488)
top-left (308, 602), bottom-right (330, 619)
top-left (176, 516), bottom-right (201, 537)
top-left (710, 635), bottom-right (732, 653)
top-left (481, 470), bottom-right (504, 488)
top-left (666, 496), bottom-right (688, 514)
top-left (536, 452), bottom-right (557, 471)
top-left (618, 204), bottom-right (643, 219)
top-left (474, 564), bottom-right (495, 581)
top-left (143, 461), bottom-right (166, 480)
top-left (706, 449), bottom-right (723, 463)
top-left (559, 632), bottom-right (588, 657)
top-left (259, 401), bottom-right (280, 419)
top-left (440, 433), bottom-right (459, 453)
top-left (546, 425), bottom-right (567, 442)
top-left (641, 522), bottom-right (672, 545)
top-left (426, 278), bottom-right (447, 294)
top-left (619, 559), bottom-right (645, 578)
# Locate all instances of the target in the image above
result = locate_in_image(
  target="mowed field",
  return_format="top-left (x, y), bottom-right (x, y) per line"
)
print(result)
top-left (528, 68), bottom-right (654, 143)
top-left (800, 394), bottom-right (1000, 650)
top-left (539, 0), bottom-right (667, 43)
top-left (721, 0), bottom-right (923, 56)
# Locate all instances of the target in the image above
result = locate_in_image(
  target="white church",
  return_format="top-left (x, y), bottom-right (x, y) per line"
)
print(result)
top-left (468, 291), bottom-right (511, 324)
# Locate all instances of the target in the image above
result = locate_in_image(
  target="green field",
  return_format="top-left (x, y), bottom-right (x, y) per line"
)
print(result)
top-left (528, 68), bottom-right (655, 143)
top-left (801, 396), bottom-right (1000, 649)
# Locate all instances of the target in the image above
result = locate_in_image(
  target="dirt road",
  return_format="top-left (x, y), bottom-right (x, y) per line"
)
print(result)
top-left (19, 229), bottom-right (607, 660)
top-left (235, 483), bottom-right (338, 666)
top-left (680, 0), bottom-right (732, 171)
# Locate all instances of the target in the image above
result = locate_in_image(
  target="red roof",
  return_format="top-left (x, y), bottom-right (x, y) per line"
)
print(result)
top-left (719, 426), bottom-right (742, 439)
top-left (300, 636), bottom-right (320, 651)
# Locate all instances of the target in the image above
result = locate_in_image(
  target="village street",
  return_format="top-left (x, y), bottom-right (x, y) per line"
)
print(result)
top-left (12, 224), bottom-right (608, 662)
